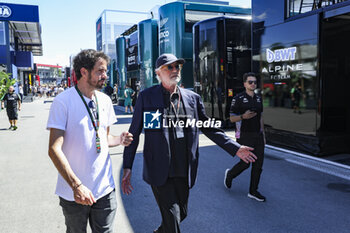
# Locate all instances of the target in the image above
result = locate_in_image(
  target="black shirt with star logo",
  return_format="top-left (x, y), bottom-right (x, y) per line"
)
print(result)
top-left (230, 91), bottom-right (263, 136)
top-left (2, 92), bottom-right (21, 110)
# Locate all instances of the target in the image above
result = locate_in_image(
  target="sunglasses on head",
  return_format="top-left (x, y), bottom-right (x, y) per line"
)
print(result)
top-left (166, 64), bottom-right (181, 71)
top-left (247, 80), bottom-right (257, 85)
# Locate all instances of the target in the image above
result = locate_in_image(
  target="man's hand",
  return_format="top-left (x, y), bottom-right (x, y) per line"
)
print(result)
top-left (121, 168), bottom-right (133, 195)
top-left (242, 110), bottom-right (257, 120)
top-left (120, 132), bottom-right (133, 146)
top-left (73, 184), bottom-right (96, 206)
top-left (236, 146), bottom-right (257, 163)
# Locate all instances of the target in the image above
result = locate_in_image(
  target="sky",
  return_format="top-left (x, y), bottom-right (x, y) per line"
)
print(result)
top-left (3, 0), bottom-right (251, 67)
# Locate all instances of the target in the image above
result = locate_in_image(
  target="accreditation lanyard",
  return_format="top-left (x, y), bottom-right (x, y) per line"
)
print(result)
top-left (75, 86), bottom-right (101, 153)
top-left (170, 91), bottom-right (181, 118)
top-left (170, 91), bottom-right (184, 138)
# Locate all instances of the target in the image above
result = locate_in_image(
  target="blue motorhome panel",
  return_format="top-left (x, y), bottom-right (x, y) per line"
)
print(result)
top-left (96, 17), bottom-right (102, 51)
top-left (185, 3), bottom-right (250, 14)
top-left (138, 19), bottom-right (159, 89)
top-left (129, 31), bottom-right (138, 46)
top-left (320, 11), bottom-right (350, 138)
top-left (252, 14), bottom-right (319, 137)
top-left (253, 14), bottom-right (318, 50)
top-left (251, 0), bottom-right (350, 155)
top-left (159, 1), bottom-right (251, 88)
top-left (193, 16), bottom-right (251, 124)
top-left (158, 2), bottom-right (196, 88)
top-left (159, 2), bottom-right (184, 56)
top-left (116, 37), bottom-right (127, 97)
top-left (126, 31), bottom-right (139, 71)
top-left (252, 0), bottom-right (285, 27)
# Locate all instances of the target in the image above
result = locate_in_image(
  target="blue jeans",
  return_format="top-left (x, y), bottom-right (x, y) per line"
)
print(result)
top-left (59, 189), bottom-right (117, 233)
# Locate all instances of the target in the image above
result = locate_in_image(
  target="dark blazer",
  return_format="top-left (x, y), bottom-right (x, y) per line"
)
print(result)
top-left (123, 85), bottom-right (241, 188)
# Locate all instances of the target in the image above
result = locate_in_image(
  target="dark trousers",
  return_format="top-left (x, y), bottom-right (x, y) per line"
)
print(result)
top-left (151, 177), bottom-right (189, 233)
top-left (59, 189), bottom-right (117, 233)
top-left (227, 133), bottom-right (265, 193)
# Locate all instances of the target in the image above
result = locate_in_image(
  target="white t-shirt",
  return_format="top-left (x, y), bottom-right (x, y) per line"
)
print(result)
top-left (47, 87), bottom-right (117, 201)
top-left (58, 87), bottom-right (64, 94)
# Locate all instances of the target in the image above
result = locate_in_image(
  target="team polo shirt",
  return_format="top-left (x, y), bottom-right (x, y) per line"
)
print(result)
top-left (2, 92), bottom-right (20, 109)
top-left (47, 87), bottom-right (117, 201)
top-left (230, 91), bottom-right (263, 138)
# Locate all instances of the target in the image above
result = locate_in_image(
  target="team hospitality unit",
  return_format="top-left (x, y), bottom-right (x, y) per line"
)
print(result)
top-left (47, 49), bottom-right (264, 233)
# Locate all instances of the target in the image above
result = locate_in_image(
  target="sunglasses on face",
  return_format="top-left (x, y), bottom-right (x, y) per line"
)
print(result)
top-left (247, 80), bottom-right (257, 85)
top-left (165, 64), bottom-right (181, 71)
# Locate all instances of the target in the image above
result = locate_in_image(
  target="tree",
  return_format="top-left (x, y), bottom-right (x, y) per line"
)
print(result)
top-left (58, 68), bottom-right (62, 78)
top-left (0, 71), bottom-right (17, 100)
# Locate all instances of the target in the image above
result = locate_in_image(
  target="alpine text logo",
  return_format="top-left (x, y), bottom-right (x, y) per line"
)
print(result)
top-left (0, 6), bottom-right (12, 18)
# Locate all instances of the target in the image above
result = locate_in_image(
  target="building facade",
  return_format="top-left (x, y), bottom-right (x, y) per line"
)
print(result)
top-left (35, 64), bottom-right (63, 85)
top-left (0, 3), bottom-right (42, 95)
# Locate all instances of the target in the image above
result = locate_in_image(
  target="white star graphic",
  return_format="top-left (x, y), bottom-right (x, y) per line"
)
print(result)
top-left (151, 110), bottom-right (162, 122)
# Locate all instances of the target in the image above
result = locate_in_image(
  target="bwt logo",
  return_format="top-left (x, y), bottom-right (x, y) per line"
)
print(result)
top-left (0, 6), bottom-right (11, 18)
top-left (144, 110), bottom-right (162, 129)
top-left (266, 47), bottom-right (297, 63)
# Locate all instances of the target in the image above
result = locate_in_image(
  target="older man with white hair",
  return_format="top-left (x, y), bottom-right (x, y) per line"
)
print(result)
top-left (122, 53), bottom-right (257, 233)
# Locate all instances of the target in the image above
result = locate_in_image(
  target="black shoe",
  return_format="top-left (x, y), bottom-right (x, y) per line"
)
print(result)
top-left (248, 191), bottom-right (266, 202)
top-left (224, 169), bottom-right (232, 189)
top-left (9, 125), bottom-right (13, 130)
top-left (12, 126), bottom-right (17, 130)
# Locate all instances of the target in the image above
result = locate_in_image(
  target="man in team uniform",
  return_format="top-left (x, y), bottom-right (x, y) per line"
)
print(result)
top-left (1, 86), bottom-right (21, 130)
top-left (224, 72), bottom-right (266, 202)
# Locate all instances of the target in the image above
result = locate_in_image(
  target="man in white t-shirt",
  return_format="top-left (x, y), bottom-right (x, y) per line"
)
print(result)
top-left (47, 49), bottom-right (133, 233)
top-left (57, 85), bottom-right (64, 94)
top-left (18, 84), bottom-right (24, 103)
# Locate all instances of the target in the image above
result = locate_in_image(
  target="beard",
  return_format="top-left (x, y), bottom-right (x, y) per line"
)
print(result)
top-left (87, 72), bottom-right (105, 90)
top-left (164, 74), bottom-right (181, 86)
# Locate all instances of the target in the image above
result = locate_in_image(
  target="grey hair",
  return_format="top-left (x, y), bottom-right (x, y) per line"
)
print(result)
top-left (154, 66), bottom-right (182, 84)
top-left (155, 67), bottom-right (162, 83)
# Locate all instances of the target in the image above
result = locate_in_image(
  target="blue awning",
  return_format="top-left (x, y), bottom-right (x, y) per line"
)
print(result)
top-left (1, 3), bottom-right (42, 56)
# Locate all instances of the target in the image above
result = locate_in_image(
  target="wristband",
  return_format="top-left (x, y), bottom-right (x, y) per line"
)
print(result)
top-left (73, 183), bottom-right (82, 190)
top-left (240, 115), bottom-right (244, 120)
